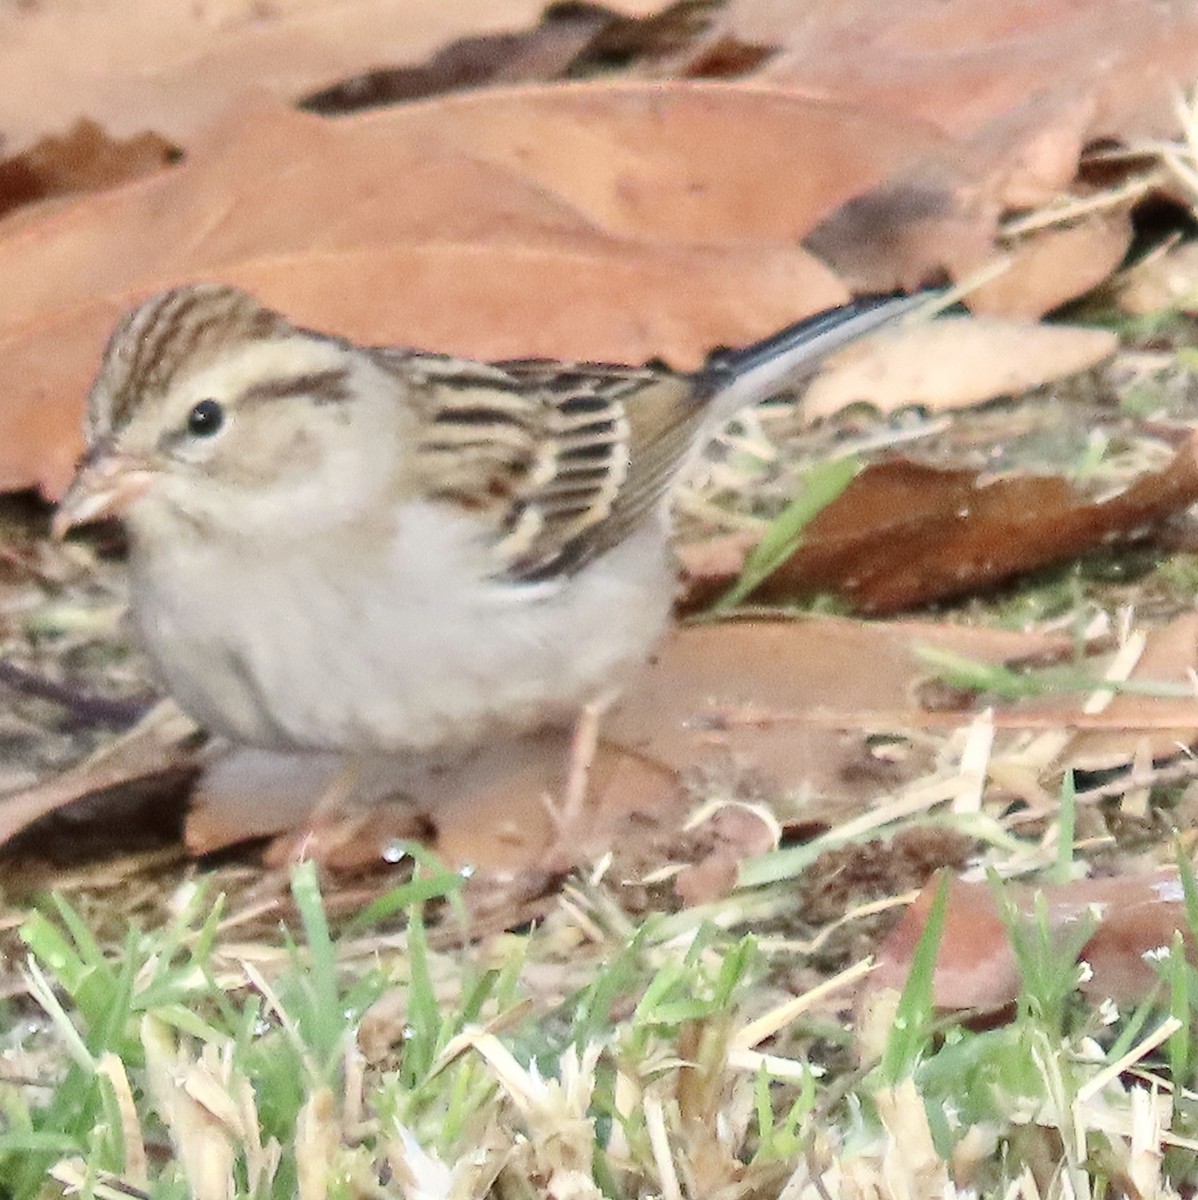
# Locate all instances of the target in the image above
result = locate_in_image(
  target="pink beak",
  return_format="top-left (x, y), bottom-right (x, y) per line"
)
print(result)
top-left (52, 449), bottom-right (154, 539)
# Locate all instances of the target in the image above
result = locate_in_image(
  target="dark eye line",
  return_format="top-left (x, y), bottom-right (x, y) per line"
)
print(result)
top-left (236, 367), bottom-right (353, 408)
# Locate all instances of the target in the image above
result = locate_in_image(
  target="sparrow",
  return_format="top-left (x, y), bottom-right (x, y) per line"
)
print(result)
top-left (54, 284), bottom-right (928, 756)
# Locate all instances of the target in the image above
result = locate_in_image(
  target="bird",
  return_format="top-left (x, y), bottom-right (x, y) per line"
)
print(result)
top-left (53, 284), bottom-right (928, 765)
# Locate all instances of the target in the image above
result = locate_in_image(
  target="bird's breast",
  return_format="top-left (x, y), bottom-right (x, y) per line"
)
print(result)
top-left (126, 505), bottom-right (674, 753)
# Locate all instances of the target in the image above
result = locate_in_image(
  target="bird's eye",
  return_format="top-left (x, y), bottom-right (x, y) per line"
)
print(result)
top-left (186, 398), bottom-right (225, 438)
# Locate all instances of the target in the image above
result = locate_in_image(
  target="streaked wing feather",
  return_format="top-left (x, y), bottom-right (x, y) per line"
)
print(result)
top-left (374, 350), bottom-right (703, 580)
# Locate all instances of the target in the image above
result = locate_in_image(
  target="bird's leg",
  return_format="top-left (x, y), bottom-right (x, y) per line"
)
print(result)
top-left (553, 690), bottom-right (617, 830)
top-left (288, 757), bottom-right (363, 862)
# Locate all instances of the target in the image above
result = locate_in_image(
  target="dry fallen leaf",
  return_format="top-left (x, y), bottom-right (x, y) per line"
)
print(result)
top-left (12, 602), bottom-right (1198, 875)
top-left (802, 317), bottom-right (1117, 422)
top-left (680, 430), bottom-right (1198, 614)
top-left (672, 805), bottom-right (780, 905)
top-left (0, 701), bottom-right (200, 850)
top-left (0, 0), bottom-right (663, 151)
top-left (966, 215), bottom-right (1134, 319)
top-left (298, 5), bottom-right (618, 112)
top-left (801, 158), bottom-right (997, 295)
top-left (727, 0), bottom-right (1198, 149)
top-left (1117, 240), bottom-right (1198, 316)
top-left (0, 615), bottom-right (1066, 869)
top-left (870, 869), bottom-right (1191, 1010)
top-left (702, 0), bottom-right (1198, 288)
top-left (19, 597), bottom-right (1198, 877)
top-left (0, 120), bottom-right (178, 221)
top-left (0, 88), bottom-right (950, 331)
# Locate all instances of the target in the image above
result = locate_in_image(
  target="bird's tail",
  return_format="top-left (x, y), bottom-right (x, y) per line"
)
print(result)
top-left (697, 290), bottom-right (936, 418)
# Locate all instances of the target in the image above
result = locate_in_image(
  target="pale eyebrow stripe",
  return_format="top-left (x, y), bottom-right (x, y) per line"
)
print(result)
top-left (236, 367), bottom-right (353, 407)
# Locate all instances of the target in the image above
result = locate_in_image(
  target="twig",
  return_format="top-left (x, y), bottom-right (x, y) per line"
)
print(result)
top-left (0, 660), bottom-right (152, 729)
top-left (1003, 755), bottom-right (1198, 828)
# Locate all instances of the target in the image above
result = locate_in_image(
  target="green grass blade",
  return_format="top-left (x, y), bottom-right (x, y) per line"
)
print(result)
top-left (715, 454), bottom-right (859, 609)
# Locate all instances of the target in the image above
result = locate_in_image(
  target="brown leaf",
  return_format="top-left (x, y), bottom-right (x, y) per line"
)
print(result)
top-left (714, 0), bottom-right (1198, 256)
top-left (0, 299), bottom-right (127, 499)
top-left (960, 90), bottom-right (1101, 210)
top-left (190, 732), bottom-right (687, 873)
top-left (0, 0), bottom-right (661, 151)
top-left (870, 869), bottom-right (1192, 1010)
top-left (802, 317), bottom-right (1116, 422)
top-left (367, 83), bottom-right (954, 246)
top-left (603, 618), bottom-right (1068, 791)
top-left (0, 88), bottom-right (951, 332)
top-left (730, 0), bottom-right (1198, 145)
top-left (213, 239), bottom-right (846, 366)
top-left (678, 432), bottom-right (1198, 614)
top-left (803, 160), bottom-right (997, 294)
top-left (0, 102), bottom-right (590, 333)
top-left (966, 215), bottom-right (1134, 319)
top-left (301, 1), bottom-right (718, 112)
top-left (1117, 240), bottom-right (1198, 316)
top-left (0, 119), bottom-right (178, 221)
top-left (299, 8), bottom-right (614, 113)
top-left (0, 701), bottom-right (200, 850)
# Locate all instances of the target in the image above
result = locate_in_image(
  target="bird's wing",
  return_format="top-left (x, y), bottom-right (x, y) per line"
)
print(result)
top-left (374, 349), bottom-right (706, 581)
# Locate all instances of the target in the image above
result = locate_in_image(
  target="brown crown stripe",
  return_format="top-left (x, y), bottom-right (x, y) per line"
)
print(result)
top-left (120, 290), bottom-right (187, 391)
top-left (130, 288), bottom-right (220, 399)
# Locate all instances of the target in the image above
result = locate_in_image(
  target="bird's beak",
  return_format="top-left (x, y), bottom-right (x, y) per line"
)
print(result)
top-left (52, 449), bottom-right (154, 540)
